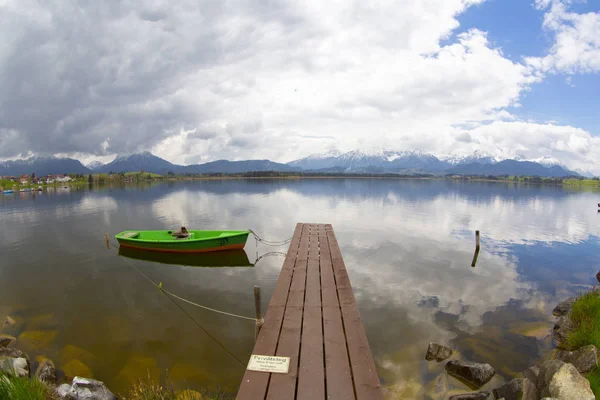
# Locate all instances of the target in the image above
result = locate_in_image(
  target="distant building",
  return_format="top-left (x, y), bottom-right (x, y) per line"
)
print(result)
top-left (56, 175), bottom-right (72, 183)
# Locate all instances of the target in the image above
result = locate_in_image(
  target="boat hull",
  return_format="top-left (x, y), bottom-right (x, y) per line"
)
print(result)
top-left (118, 247), bottom-right (253, 267)
top-left (115, 230), bottom-right (249, 253)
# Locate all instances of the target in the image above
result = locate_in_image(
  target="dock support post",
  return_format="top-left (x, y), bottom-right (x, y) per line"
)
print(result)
top-left (254, 285), bottom-right (264, 341)
top-left (105, 233), bottom-right (110, 249)
top-left (471, 230), bottom-right (480, 267)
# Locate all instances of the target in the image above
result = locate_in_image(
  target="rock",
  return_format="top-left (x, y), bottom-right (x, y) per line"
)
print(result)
top-left (425, 342), bottom-right (454, 362)
top-left (112, 355), bottom-right (159, 393)
top-left (539, 360), bottom-right (594, 400)
top-left (522, 365), bottom-right (542, 390)
top-left (0, 347), bottom-right (30, 377)
top-left (2, 316), bottom-right (16, 328)
top-left (0, 347), bottom-right (26, 358)
top-left (57, 383), bottom-right (71, 398)
top-left (492, 378), bottom-right (538, 400)
top-left (66, 376), bottom-right (117, 400)
top-left (177, 390), bottom-right (204, 400)
top-left (552, 316), bottom-right (574, 345)
top-left (62, 359), bottom-right (94, 379)
top-left (596, 270), bottom-right (600, 284)
top-left (17, 329), bottom-right (59, 352)
top-left (35, 358), bottom-right (56, 383)
top-left (0, 334), bottom-right (16, 348)
top-left (445, 360), bottom-right (495, 389)
top-left (556, 344), bottom-right (598, 374)
top-left (448, 392), bottom-right (490, 400)
top-left (0, 356), bottom-right (30, 377)
top-left (551, 298), bottom-right (575, 317)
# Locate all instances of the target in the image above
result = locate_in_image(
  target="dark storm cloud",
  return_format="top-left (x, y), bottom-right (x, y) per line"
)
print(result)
top-left (0, 0), bottom-right (302, 158)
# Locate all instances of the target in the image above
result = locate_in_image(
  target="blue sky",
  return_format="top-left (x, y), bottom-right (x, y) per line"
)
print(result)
top-left (456, 0), bottom-right (600, 135)
top-left (0, 0), bottom-right (599, 173)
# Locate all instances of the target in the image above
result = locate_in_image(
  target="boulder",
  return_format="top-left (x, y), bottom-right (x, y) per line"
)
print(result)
top-left (522, 365), bottom-right (542, 390)
top-left (552, 316), bottom-right (574, 345)
top-left (492, 378), bottom-right (538, 400)
top-left (62, 359), bottom-right (94, 379)
top-left (2, 316), bottom-right (16, 328)
top-left (425, 342), bottom-right (453, 362)
top-left (35, 358), bottom-right (57, 384)
top-left (551, 298), bottom-right (575, 317)
top-left (539, 360), bottom-right (594, 400)
top-left (17, 329), bottom-right (59, 352)
top-left (448, 392), bottom-right (490, 400)
top-left (596, 270), bottom-right (600, 284)
top-left (57, 383), bottom-right (72, 398)
top-left (66, 376), bottom-right (117, 400)
top-left (445, 360), bottom-right (495, 389)
top-left (0, 347), bottom-right (30, 377)
top-left (556, 344), bottom-right (598, 374)
top-left (0, 334), bottom-right (16, 348)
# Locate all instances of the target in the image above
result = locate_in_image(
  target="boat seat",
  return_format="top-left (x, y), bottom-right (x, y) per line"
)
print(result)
top-left (123, 232), bottom-right (140, 238)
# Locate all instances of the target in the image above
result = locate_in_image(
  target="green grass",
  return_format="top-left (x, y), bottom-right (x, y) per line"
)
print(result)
top-left (122, 377), bottom-right (232, 400)
top-left (563, 178), bottom-right (600, 187)
top-left (565, 290), bottom-right (600, 351)
top-left (564, 289), bottom-right (600, 397)
top-left (0, 373), bottom-right (56, 400)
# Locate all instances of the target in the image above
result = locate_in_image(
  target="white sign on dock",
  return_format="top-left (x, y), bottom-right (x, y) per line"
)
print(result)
top-left (247, 355), bottom-right (290, 374)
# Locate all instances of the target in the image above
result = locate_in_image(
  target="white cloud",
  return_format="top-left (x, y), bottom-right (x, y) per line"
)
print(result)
top-left (0, 0), bottom-right (599, 173)
top-left (527, 0), bottom-right (600, 73)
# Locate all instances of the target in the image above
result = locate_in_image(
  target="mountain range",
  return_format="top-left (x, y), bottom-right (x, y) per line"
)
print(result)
top-left (0, 150), bottom-right (581, 177)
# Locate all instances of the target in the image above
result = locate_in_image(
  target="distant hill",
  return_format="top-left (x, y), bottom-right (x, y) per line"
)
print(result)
top-left (0, 150), bottom-right (583, 178)
top-left (446, 160), bottom-right (579, 177)
top-left (0, 156), bottom-right (90, 176)
top-left (181, 159), bottom-right (299, 174)
top-left (96, 152), bottom-right (178, 174)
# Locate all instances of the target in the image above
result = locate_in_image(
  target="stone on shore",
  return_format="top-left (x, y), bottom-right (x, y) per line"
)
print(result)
top-left (556, 344), bottom-right (598, 374)
top-left (552, 316), bottom-right (574, 345)
top-left (445, 360), bottom-right (495, 389)
top-left (551, 298), bottom-right (575, 317)
top-left (596, 270), bottom-right (600, 284)
top-left (539, 360), bottom-right (594, 400)
top-left (492, 378), bottom-right (538, 400)
top-left (65, 376), bottom-right (117, 400)
top-left (35, 358), bottom-right (57, 383)
top-left (0, 334), bottom-right (16, 348)
top-left (0, 347), bottom-right (30, 378)
top-left (425, 342), bottom-right (453, 362)
top-left (448, 392), bottom-right (490, 400)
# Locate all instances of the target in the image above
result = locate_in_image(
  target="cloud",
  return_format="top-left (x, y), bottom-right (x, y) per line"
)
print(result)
top-left (0, 0), bottom-right (598, 172)
top-left (527, 0), bottom-right (600, 74)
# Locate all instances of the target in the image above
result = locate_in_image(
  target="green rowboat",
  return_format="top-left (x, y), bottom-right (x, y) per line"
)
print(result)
top-left (115, 229), bottom-right (250, 253)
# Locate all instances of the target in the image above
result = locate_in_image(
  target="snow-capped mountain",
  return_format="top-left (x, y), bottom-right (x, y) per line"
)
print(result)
top-left (438, 151), bottom-right (497, 165)
top-left (86, 161), bottom-right (105, 170)
top-left (288, 149), bottom-right (448, 172)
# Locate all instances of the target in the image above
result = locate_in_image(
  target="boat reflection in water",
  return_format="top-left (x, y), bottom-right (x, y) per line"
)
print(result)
top-left (118, 246), bottom-right (253, 268)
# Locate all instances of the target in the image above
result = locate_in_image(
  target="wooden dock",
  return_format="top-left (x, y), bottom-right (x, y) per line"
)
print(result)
top-left (237, 223), bottom-right (383, 400)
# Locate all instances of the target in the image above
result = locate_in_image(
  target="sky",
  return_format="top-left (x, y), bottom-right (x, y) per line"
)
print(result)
top-left (0, 0), bottom-right (599, 173)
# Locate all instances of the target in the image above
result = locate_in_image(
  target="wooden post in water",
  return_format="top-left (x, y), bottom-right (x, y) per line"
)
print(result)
top-left (254, 285), bottom-right (264, 341)
top-left (105, 233), bottom-right (110, 249)
top-left (471, 230), bottom-right (480, 267)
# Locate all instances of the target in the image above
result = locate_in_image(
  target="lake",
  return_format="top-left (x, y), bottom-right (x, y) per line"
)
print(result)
top-left (1, 179), bottom-right (599, 398)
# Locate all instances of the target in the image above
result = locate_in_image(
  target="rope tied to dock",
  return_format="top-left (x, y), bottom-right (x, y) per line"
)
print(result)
top-left (248, 229), bottom-right (292, 246)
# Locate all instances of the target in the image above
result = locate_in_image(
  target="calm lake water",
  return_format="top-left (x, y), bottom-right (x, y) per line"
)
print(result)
top-left (1, 179), bottom-right (599, 398)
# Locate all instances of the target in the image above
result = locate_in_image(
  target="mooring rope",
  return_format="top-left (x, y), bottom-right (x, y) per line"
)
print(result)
top-left (248, 229), bottom-right (292, 246)
top-left (106, 241), bottom-right (257, 322)
top-left (105, 240), bottom-right (251, 366)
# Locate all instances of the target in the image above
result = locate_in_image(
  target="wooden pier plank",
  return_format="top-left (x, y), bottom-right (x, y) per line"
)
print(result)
top-left (237, 223), bottom-right (382, 400)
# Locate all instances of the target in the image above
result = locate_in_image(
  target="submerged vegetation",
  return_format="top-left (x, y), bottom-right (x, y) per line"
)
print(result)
top-left (565, 289), bottom-right (600, 397)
